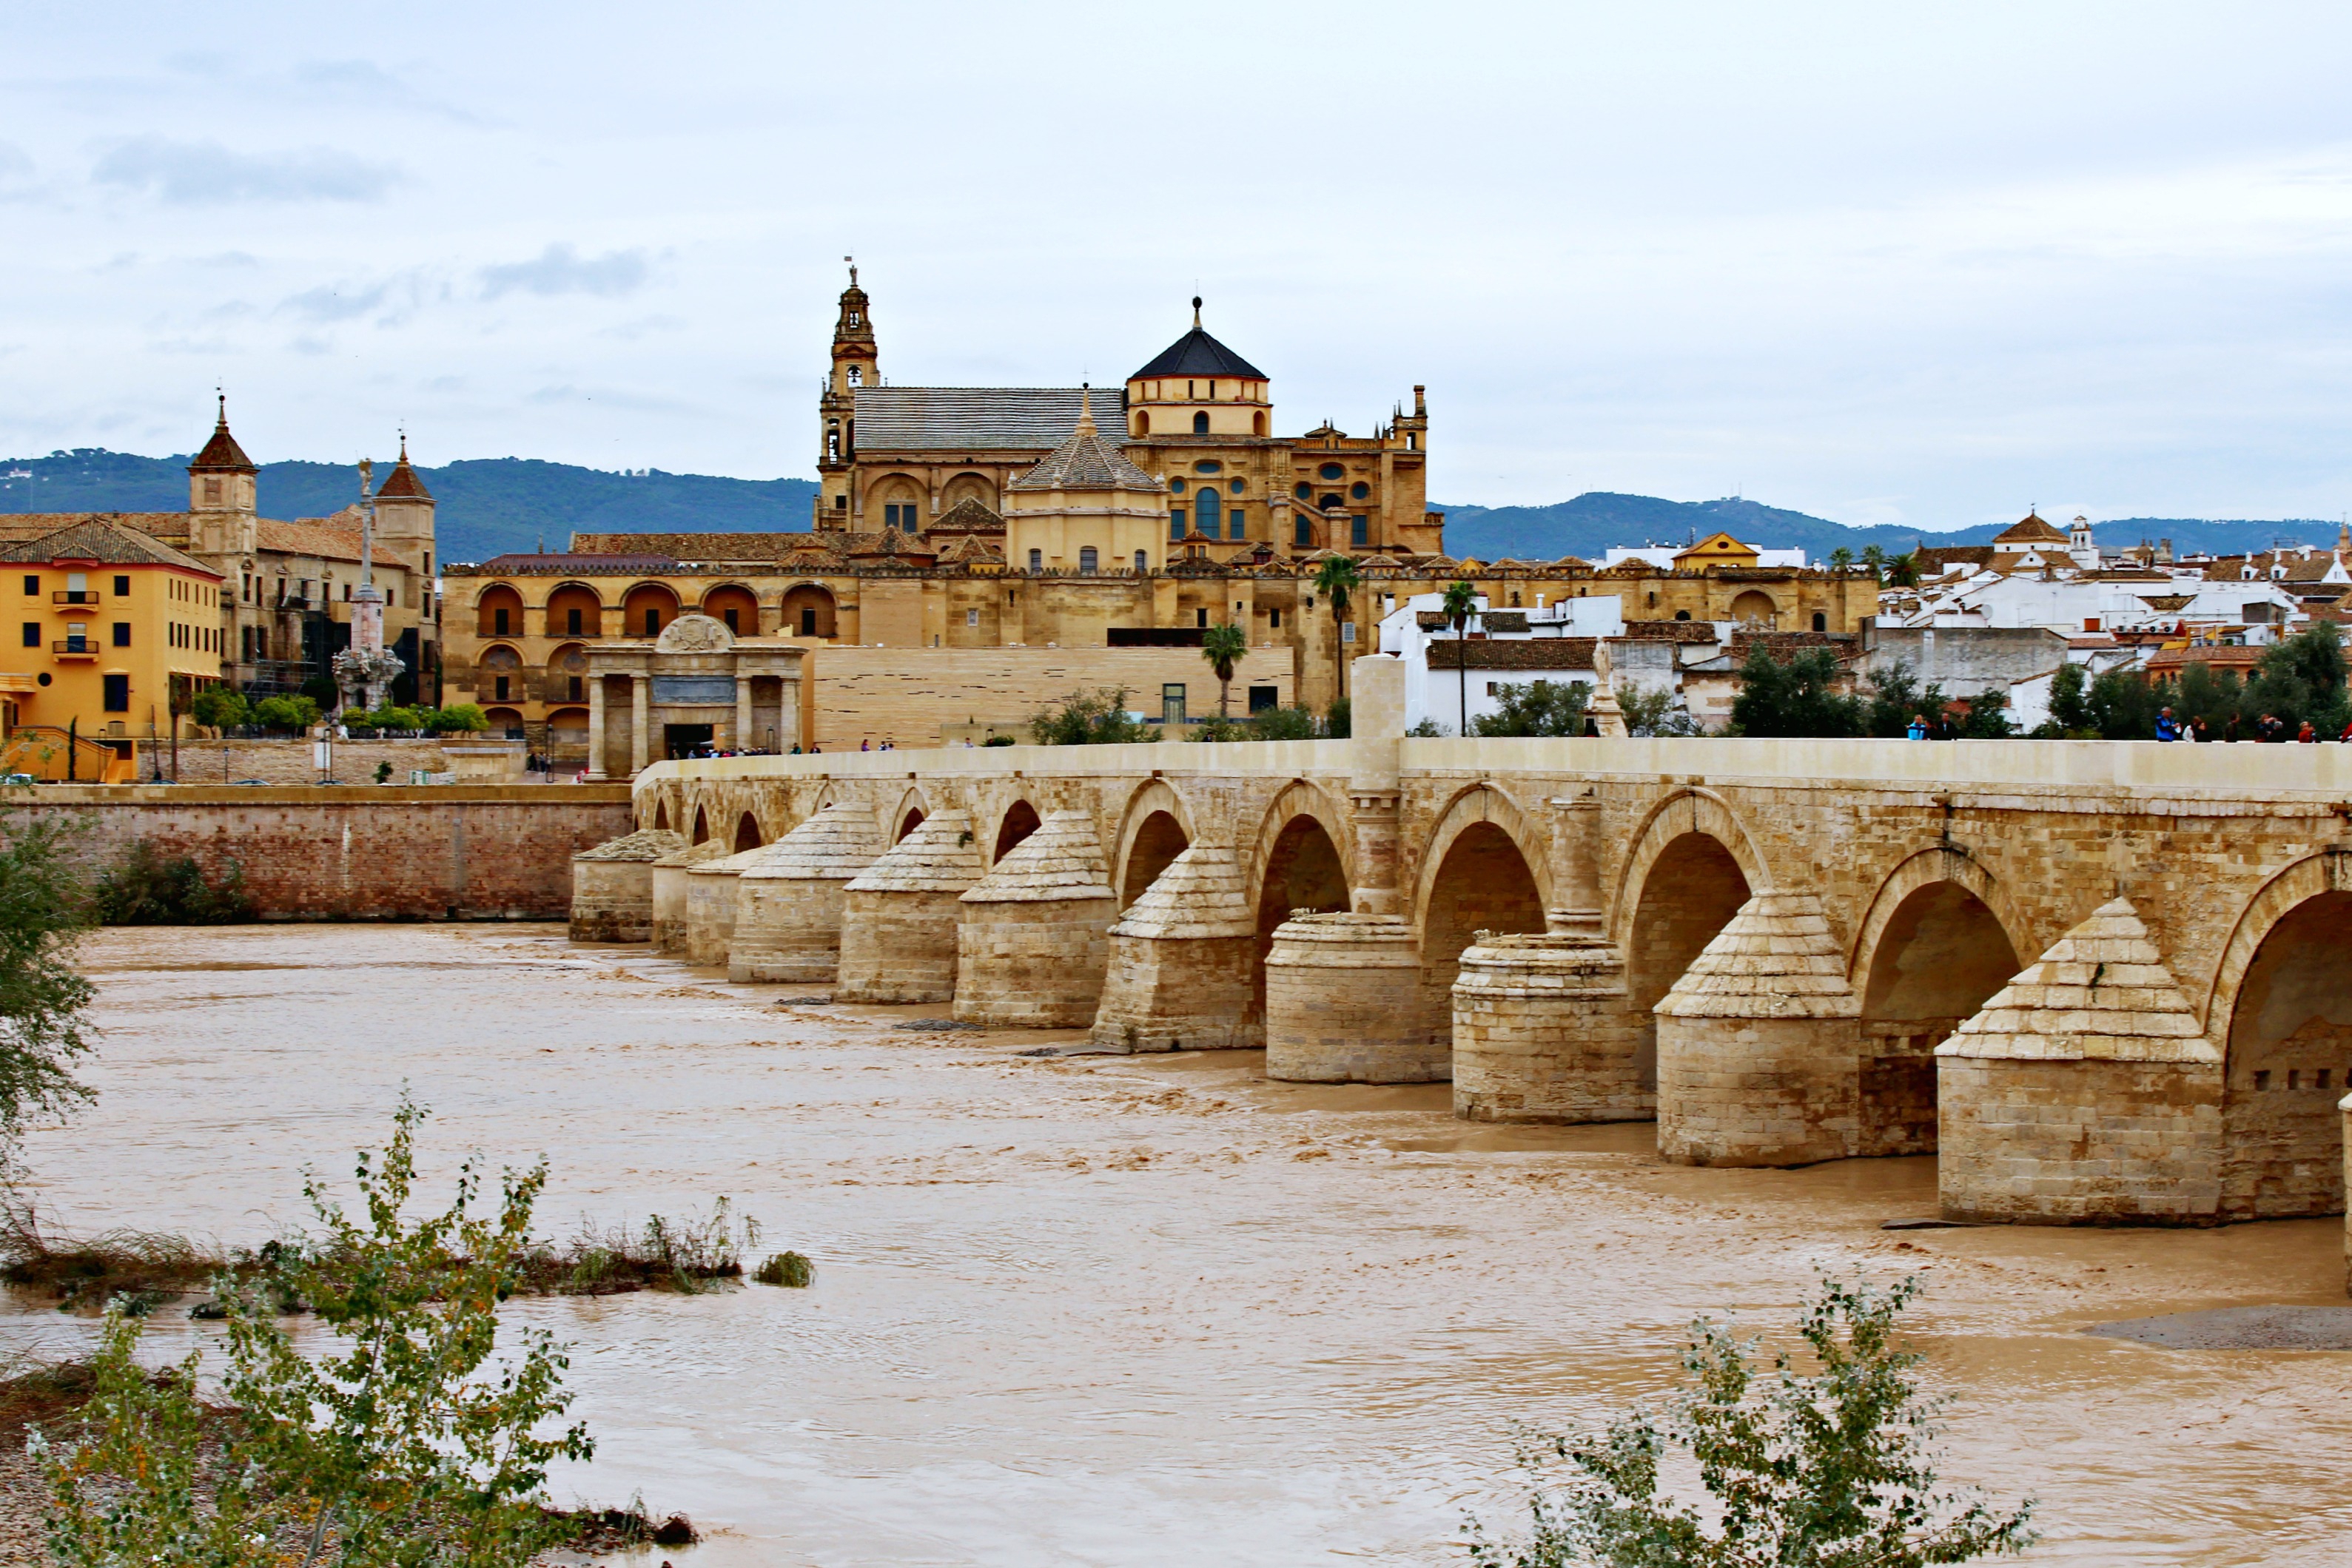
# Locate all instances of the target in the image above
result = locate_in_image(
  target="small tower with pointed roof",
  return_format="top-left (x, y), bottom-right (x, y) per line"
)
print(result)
top-left (816, 259), bottom-right (876, 532)
top-left (1123, 298), bottom-right (1270, 441)
top-left (1004, 388), bottom-right (1169, 575)
top-left (187, 394), bottom-right (258, 557)
top-left (370, 431), bottom-right (437, 576)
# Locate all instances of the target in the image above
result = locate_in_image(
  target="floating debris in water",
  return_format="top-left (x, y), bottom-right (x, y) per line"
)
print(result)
top-left (898, 1018), bottom-right (981, 1032)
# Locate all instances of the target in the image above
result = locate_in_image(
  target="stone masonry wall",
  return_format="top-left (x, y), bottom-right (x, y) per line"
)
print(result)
top-left (19, 784), bottom-right (632, 919)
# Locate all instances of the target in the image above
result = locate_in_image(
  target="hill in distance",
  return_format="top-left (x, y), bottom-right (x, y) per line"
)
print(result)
top-left (2, 449), bottom-right (2335, 567)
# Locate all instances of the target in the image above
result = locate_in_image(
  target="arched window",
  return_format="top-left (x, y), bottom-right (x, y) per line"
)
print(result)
top-left (1192, 411), bottom-right (1209, 435)
top-left (1134, 550), bottom-right (1148, 572)
top-left (1197, 488), bottom-right (1221, 539)
top-left (1027, 548), bottom-right (1043, 573)
top-left (847, 366), bottom-right (862, 386)
top-left (1253, 411), bottom-right (1266, 436)
top-left (1812, 611), bottom-right (1827, 632)
top-left (1079, 546), bottom-right (1098, 573)
top-left (1134, 412), bottom-right (1149, 437)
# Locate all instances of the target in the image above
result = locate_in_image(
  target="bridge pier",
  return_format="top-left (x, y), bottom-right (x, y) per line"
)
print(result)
top-left (650, 839), bottom-right (728, 953)
top-left (569, 828), bottom-right (685, 942)
top-left (1092, 842), bottom-right (1260, 1051)
top-left (1265, 912), bottom-right (1443, 1081)
top-left (836, 810), bottom-right (983, 1003)
top-left (1452, 917), bottom-right (1645, 1122)
top-left (730, 804), bottom-right (882, 983)
top-left (954, 809), bottom-right (1117, 1028)
top-left (683, 845), bottom-right (765, 967)
top-left (1656, 891), bottom-right (1862, 1165)
top-left (1938, 899), bottom-right (2223, 1225)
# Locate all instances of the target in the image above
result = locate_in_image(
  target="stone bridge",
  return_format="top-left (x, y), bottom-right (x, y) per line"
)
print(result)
top-left (581, 693), bottom-right (2352, 1245)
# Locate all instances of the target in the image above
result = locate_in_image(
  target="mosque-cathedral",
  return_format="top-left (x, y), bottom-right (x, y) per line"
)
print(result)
top-left (440, 269), bottom-right (1869, 763)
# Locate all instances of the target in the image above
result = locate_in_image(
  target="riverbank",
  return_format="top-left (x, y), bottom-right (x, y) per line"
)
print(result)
top-left (1, 923), bottom-right (2344, 1565)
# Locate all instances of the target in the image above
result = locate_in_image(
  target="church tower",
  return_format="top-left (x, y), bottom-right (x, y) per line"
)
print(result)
top-left (816, 260), bottom-right (876, 531)
top-left (372, 432), bottom-right (437, 579)
top-left (187, 394), bottom-right (258, 557)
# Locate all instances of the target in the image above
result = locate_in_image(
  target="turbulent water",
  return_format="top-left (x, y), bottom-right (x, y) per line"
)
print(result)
top-left (4, 924), bottom-right (2348, 1566)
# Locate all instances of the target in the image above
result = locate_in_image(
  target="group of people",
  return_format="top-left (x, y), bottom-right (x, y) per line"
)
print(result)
top-left (2154, 707), bottom-right (2351, 743)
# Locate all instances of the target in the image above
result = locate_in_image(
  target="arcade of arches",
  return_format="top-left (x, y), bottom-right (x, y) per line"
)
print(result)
top-left (603, 736), bottom-right (2352, 1274)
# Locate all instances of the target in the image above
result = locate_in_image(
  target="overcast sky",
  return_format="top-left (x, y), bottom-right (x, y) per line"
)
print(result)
top-left (6, 1), bottom-right (2351, 528)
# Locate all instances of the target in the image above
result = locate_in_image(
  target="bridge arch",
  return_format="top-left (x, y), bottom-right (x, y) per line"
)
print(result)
top-left (733, 811), bottom-right (763, 854)
top-left (1246, 780), bottom-right (1354, 1026)
top-left (2205, 850), bottom-right (2352, 1219)
top-left (1112, 778), bottom-right (1197, 909)
top-left (1849, 847), bottom-right (2025, 1157)
top-left (990, 798), bottom-right (1043, 863)
top-left (689, 804), bottom-right (710, 845)
top-left (1612, 790), bottom-right (1767, 1092)
top-left (892, 784), bottom-right (930, 843)
top-left (1412, 784), bottom-right (1551, 1043)
top-left (651, 798), bottom-right (671, 832)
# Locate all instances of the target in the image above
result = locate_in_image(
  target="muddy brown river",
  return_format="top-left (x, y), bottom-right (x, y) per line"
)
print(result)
top-left (4, 924), bottom-right (2347, 1565)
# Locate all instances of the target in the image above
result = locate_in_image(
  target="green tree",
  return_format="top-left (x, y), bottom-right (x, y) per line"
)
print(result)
top-left (0, 818), bottom-right (96, 1150)
top-left (1200, 622), bottom-right (1249, 719)
top-left (1029, 687), bottom-right (1159, 745)
top-left (1863, 663), bottom-right (1947, 738)
top-left (1442, 580), bottom-right (1480, 736)
top-left (41, 1099), bottom-right (595, 1568)
top-left (1323, 696), bottom-right (1351, 738)
top-left (1314, 555), bottom-right (1363, 701)
top-left (429, 703), bottom-right (491, 735)
top-left (2046, 662), bottom-right (2094, 736)
top-left (2245, 622), bottom-right (2350, 736)
top-left (1884, 551), bottom-right (1923, 589)
top-left (2174, 662), bottom-right (2244, 736)
top-left (1828, 546), bottom-right (1855, 573)
top-left (1728, 647), bottom-right (1861, 738)
top-left (1619, 686), bottom-right (1700, 737)
top-left (2084, 667), bottom-right (2162, 740)
top-left (1247, 704), bottom-right (1324, 741)
top-left (1859, 545), bottom-right (1886, 581)
top-left (1468, 1275), bottom-right (2037, 1568)
top-left (253, 695), bottom-right (323, 733)
top-left (1473, 680), bottom-right (1593, 738)
top-left (1952, 688), bottom-right (2015, 739)
top-left (189, 686), bottom-right (249, 733)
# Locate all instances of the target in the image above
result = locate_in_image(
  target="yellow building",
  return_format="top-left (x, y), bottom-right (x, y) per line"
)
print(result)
top-left (1, 517), bottom-right (228, 773)
top-left (1003, 392), bottom-right (1169, 573)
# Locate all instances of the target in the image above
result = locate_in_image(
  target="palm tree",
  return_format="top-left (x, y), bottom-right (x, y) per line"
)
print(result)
top-left (1201, 621), bottom-right (1249, 719)
top-left (1312, 555), bottom-right (1363, 702)
top-left (1829, 546), bottom-right (1855, 573)
top-left (1442, 579), bottom-right (1479, 736)
top-left (1859, 545), bottom-right (1886, 581)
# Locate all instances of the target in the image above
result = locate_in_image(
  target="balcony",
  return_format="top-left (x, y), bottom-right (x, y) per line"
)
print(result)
top-left (51, 590), bottom-right (98, 606)
top-left (51, 639), bottom-right (95, 659)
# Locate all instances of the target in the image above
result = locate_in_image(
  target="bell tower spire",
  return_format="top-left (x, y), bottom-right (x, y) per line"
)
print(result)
top-left (816, 257), bottom-right (876, 531)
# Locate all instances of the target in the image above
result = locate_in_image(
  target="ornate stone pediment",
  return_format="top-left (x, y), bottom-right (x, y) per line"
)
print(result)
top-left (656, 612), bottom-right (734, 653)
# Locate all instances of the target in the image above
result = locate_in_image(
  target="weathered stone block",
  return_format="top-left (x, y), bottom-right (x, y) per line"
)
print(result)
top-left (1266, 913), bottom-right (1440, 1082)
top-left (1092, 843), bottom-right (1260, 1052)
top-left (1451, 926), bottom-right (1647, 1123)
top-left (955, 810), bottom-right (1117, 1028)
top-left (569, 827), bottom-right (685, 943)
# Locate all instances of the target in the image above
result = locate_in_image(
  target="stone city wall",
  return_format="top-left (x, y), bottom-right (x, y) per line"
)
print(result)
top-left (13, 784), bottom-right (633, 919)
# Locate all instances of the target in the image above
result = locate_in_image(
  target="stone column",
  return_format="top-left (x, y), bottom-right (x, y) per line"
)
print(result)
top-left (1454, 923), bottom-right (1644, 1123)
top-left (1265, 912), bottom-right (1434, 1080)
top-left (629, 674), bottom-right (651, 775)
top-left (778, 673), bottom-right (799, 753)
top-left (1655, 891), bottom-right (1863, 1166)
top-left (585, 675), bottom-right (608, 780)
top-left (735, 675), bottom-right (754, 752)
top-left (1545, 792), bottom-right (1605, 931)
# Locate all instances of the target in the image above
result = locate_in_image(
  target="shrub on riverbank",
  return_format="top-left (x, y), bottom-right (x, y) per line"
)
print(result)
top-left (90, 841), bottom-right (257, 926)
top-left (0, 816), bottom-right (96, 1151)
top-left (1467, 1275), bottom-right (2036, 1568)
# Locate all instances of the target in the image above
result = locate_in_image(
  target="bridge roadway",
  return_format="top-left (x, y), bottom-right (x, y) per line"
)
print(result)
top-left (584, 704), bottom-right (2352, 1253)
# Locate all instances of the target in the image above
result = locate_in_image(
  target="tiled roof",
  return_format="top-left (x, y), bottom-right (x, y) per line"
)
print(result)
top-left (258, 519), bottom-right (420, 573)
top-left (1426, 638), bottom-right (1599, 670)
top-left (1619, 619), bottom-right (1722, 643)
top-left (1128, 323), bottom-right (1267, 382)
top-left (570, 532), bottom-right (833, 562)
top-left (1994, 512), bottom-right (2069, 545)
top-left (853, 386), bottom-right (1120, 452)
top-left (1481, 609), bottom-right (1530, 632)
top-left (928, 497), bottom-right (1004, 534)
top-left (475, 552), bottom-right (681, 573)
top-left (935, 535), bottom-right (1004, 565)
top-left (0, 516), bottom-right (215, 574)
top-left (189, 399), bottom-right (256, 473)
top-left (376, 440), bottom-right (431, 500)
top-left (0, 512), bottom-right (192, 544)
top-left (1009, 400), bottom-right (1162, 493)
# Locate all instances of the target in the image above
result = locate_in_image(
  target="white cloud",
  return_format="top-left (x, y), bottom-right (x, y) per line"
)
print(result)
top-left (480, 244), bottom-right (651, 300)
top-left (90, 136), bottom-right (400, 203)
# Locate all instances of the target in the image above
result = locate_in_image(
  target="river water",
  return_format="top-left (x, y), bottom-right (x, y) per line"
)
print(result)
top-left (4, 924), bottom-right (2347, 1566)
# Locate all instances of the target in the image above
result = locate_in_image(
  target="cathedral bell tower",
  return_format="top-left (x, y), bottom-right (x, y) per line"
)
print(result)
top-left (816, 259), bottom-right (877, 532)
top-left (187, 394), bottom-right (258, 557)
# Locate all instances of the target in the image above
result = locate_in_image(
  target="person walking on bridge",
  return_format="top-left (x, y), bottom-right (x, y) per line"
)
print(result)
top-left (1906, 713), bottom-right (1928, 740)
top-left (2154, 707), bottom-right (2181, 741)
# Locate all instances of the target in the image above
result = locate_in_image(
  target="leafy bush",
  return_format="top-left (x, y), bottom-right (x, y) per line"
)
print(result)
top-left (1468, 1275), bottom-right (2036, 1568)
top-left (753, 1251), bottom-right (815, 1288)
top-left (427, 702), bottom-right (491, 734)
top-left (1186, 715), bottom-right (1252, 743)
top-left (1474, 679), bottom-right (1593, 738)
top-left (187, 687), bottom-right (249, 731)
top-left (0, 817), bottom-right (95, 1151)
top-left (251, 694), bottom-right (320, 733)
top-left (1323, 697), bottom-right (1351, 738)
top-left (981, 734), bottom-right (1016, 747)
top-left (2245, 622), bottom-right (2350, 736)
top-left (91, 843), bottom-right (257, 926)
top-left (38, 1099), bottom-right (597, 1568)
top-left (298, 675), bottom-right (340, 710)
top-left (1247, 704), bottom-right (1325, 741)
top-left (1029, 688), bottom-right (1159, 745)
top-left (1405, 718), bottom-right (1449, 737)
